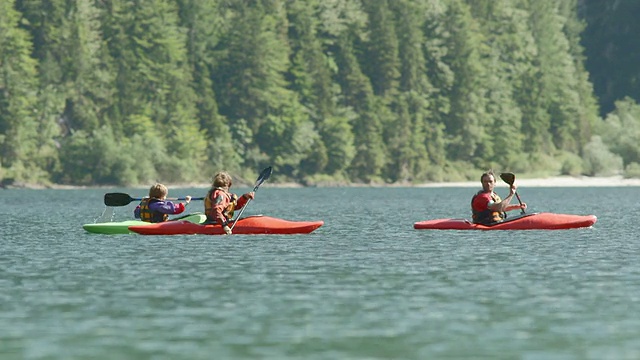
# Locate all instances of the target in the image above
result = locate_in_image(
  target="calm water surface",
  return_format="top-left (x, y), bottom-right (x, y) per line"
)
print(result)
top-left (1, 186), bottom-right (639, 359)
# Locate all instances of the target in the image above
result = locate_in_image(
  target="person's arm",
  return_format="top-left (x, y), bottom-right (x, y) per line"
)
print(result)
top-left (211, 194), bottom-right (232, 234)
top-left (171, 196), bottom-right (192, 214)
top-left (488, 185), bottom-right (516, 212)
top-left (214, 200), bottom-right (231, 235)
top-left (501, 184), bottom-right (527, 212)
top-left (149, 200), bottom-right (185, 215)
top-left (235, 192), bottom-right (255, 210)
top-left (134, 206), bottom-right (141, 219)
top-left (505, 202), bottom-right (527, 212)
top-left (172, 202), bottom-right (186, 214)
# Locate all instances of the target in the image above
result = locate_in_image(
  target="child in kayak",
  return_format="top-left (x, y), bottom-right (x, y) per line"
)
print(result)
top-left (134, 183), bottom-right (192, 223)
top-left (205, 171), bottom-right (254, 235)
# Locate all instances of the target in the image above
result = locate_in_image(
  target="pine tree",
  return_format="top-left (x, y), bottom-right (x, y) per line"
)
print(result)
top-left (176, 0), bottom-right (242, 175)
top-left (526, 0), bottom-right (582, 153)
top-left (440, 0), bottom-right (491, 164)
top-left (335, 34), bottom-right (386, 182)
top-left (0, 0), bottom-right (56, 184)
top-left (469, 0), bottom-right (525, 168)
top-left (100, 0), bottom-right (205, 182)
top-left (361, 0), bottom-right (400, 97)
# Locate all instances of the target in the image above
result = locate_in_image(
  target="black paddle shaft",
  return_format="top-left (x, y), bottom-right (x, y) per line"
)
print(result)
top-left (230, 166), bottom-right (273, 231)
top-left (104, 192), bottom-right (203, 207)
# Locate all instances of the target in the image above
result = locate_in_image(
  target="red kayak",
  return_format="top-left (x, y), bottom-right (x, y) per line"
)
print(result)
top-left (129, 215), bottom-right (324, 235)
top-left (414, 212), bottom-right (597, 230)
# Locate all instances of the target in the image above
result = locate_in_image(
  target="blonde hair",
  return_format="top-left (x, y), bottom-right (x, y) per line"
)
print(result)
top-left (149, 183), bottom-right (168, 199)
top-left (212, 172), bottom-right (233, 188)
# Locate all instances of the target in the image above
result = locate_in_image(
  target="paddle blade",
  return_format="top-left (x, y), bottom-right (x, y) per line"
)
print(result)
top-left (500, 172), bottom-right (516, 186)
top-left (499, 173), bottom-right (526, 214)
top-left (253, 166), bottom-right (273, 191)
top-left (104, 192), bottom-right (137, 207)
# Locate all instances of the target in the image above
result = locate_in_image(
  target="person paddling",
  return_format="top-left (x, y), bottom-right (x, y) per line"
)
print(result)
top-left (204, 172), bottom-right (254, 235)
top-left (134, 183), bottom-right (192, 223)
top-left (471, 170), bottom-right (526, 225)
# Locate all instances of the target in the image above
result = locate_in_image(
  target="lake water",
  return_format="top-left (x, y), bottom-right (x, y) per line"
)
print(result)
top-left (1, 186), bottom-right (639, 359)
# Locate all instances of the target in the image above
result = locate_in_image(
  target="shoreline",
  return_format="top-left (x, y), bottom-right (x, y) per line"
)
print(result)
top-left (6, 175), bottom-right (640, 189)
top-left (414, 175), bottom-right (640, 188)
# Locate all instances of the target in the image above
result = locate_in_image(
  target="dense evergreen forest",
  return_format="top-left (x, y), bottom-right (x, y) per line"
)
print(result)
top-left (1, 0), bottom-right (639, 187)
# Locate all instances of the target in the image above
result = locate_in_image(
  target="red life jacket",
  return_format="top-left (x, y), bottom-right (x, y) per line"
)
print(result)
top-left (471, 191), bottom-right (506, 225)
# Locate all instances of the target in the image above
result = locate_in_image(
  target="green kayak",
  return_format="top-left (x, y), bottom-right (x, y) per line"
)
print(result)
top-left (83, 213), bottom-right (207, 234)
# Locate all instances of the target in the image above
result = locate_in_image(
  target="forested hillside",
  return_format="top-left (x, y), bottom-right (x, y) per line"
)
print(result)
top-left (1, 0), bottom-right (639, 187)
top-left (579, 0), bottom-right (640, 117)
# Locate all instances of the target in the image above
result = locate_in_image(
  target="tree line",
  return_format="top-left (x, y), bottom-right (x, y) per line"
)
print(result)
top-left (1, 0), bottom-right (639, 187)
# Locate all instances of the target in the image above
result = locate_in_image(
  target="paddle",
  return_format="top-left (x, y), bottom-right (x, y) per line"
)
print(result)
top-left (104, 192), bottom-right (204, 207)
top-left (230, 166), bottom-right (273, 231)
top-left (499, 172), bottom-right (526, 214)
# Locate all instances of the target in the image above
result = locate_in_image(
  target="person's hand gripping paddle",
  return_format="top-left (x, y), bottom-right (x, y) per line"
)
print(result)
top-left (500, 172), bottom-right (525, 215)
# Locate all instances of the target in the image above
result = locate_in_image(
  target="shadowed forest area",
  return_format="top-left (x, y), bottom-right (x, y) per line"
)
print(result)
top-left (1, 0), bottom-right (639, 187)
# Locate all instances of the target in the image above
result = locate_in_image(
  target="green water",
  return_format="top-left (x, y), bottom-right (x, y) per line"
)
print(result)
top-left (1, 186), bottom-right (639, 359)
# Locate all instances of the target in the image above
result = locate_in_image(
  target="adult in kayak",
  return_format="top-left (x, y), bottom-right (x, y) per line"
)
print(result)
top-left (134, 183), bottom-right (192, 223)
top-left (205, 171), bottom-right (255, 235)
top-left (471, 170), bottom-right (527, 225)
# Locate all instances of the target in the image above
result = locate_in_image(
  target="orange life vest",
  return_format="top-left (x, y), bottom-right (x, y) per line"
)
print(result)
top-left (204, 188), bottom-right (237, 223)
top-left (138, 198), bottom-right (169, 223)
